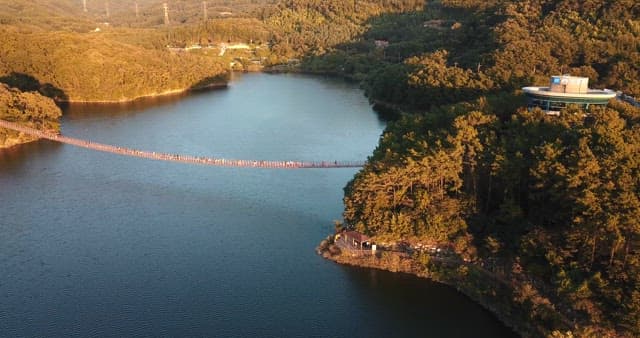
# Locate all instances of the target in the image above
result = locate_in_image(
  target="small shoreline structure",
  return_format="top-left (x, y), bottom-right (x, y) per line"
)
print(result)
top-left (522, 75), bottom-right (616, 115)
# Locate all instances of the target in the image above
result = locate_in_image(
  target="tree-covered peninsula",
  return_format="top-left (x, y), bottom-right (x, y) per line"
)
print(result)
top-left (0, 83), bottom-right (61, 148)
top-left (295, 0), bottom-right (640, 336)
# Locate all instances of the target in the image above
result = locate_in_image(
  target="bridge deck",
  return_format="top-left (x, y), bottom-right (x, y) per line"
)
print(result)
top-left (0, 119), bottom-right (365, 169)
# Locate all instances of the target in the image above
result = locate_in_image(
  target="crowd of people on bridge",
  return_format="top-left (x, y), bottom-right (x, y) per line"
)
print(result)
top-left (0, 119), bottom-right (364, 168)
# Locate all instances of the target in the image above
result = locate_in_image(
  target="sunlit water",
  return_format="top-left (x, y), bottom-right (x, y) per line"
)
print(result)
top-left (0, 73), bottom-right (516, 337)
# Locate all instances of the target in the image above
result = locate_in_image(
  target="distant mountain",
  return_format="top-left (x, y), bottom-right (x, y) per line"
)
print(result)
top-left (0, 25), bottom-right (229, 102)
top-left (0, 0), bottom-right (93, 31)
top-left (78, 0), bottom-right (277, 28)
top-left (0, 1), bottom-right (244, 102)
top-left (0, 0), bottom-right (277, 30)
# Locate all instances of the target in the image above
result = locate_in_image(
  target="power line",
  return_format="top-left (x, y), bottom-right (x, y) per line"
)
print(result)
top-left (203, 1), bottom-right (208, 21)
top-left (163, 2), bottom-right (169, 25)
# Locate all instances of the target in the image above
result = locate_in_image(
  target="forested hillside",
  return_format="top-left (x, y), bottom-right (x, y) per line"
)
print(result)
top-left (0, 26), bottom-right (228, 102)
top-left (267, 0), bottom-right (424, 57)
top-left (344, 97), bottom-right (640, 336)
top-left (0, 0), bottom-right (93, 31)
top-left (0, 1), bottom-right (230, 102)
top-left (302, 0), bottom-right (640, 336)
top-left (300, 0), bottom-right (639, 100)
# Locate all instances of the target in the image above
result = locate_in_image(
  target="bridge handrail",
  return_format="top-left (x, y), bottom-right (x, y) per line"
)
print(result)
top-left (0, 119), bottom-right (365, 169)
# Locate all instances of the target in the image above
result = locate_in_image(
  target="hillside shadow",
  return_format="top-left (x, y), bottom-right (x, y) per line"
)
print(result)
top-left (0, 140), bottom-right (63, 174)
top-left (337, 265), bottom-right (519, 337)
top-left (357, 4), bottom-right (499, 67)
top-left (0, 72), bottom-right (68, 102)
top-left (189, 74), bottom-right (231, 92)
top-left (62, 73), bottom-right (231, 121)
top-left (298, 2), bottom-right (505, 115)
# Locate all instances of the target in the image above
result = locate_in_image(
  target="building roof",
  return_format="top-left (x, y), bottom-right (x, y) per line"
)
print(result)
top-left (522, 86), bottom-right (616, 102)
top-left (522, 75), bottom-right (616, 102)
top-left (343, 230), bottom-right (370, 243)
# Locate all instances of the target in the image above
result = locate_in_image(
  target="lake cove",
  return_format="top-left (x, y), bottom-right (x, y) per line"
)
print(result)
top-left (0, 73), bottom-right (516, 337)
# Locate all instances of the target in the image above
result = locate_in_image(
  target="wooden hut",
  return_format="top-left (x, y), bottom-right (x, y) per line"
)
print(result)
top-left (338, 230), bottom-right (371, 250)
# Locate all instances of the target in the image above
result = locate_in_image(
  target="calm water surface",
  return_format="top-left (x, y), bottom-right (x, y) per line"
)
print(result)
top-left (0, 73), bottom-right (516, 337)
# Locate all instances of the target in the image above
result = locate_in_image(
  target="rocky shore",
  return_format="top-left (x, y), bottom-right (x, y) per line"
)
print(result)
top-left (317, 233), bottom-right (577, 338)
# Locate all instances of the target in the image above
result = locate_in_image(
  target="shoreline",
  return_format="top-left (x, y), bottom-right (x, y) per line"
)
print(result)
top-left (0, 136), bottom-right (41, 150)
top-left (0, 123), bottom-right (59, 149)
top-left (55, 81), bottom-right (228, 105)
top-left (1, 81), bottom-right (228, 149)
top-left (316, 234), bottom-right (574, 338)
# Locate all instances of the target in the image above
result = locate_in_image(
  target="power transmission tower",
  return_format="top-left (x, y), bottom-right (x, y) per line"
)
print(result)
top-left (135, 1), bottom-right (139, 18)
top-left (105, 1), bottom-right (110, 18)
top-left (83, 0), bottom-right (87, 12)
top-left (203, 1), bottom-right (208, 21)
top-left (163, 3), bottom-right (169, 25)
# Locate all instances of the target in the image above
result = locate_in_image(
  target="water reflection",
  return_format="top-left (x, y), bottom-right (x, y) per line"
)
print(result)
top-left (0, 73), bottom-right (514, 337)
top-left (0, 140), bottom-right (63, 175)
top-left (62, 88), bottom-right (222, 121)
top-left (339, 265), bottom-right (518, 337)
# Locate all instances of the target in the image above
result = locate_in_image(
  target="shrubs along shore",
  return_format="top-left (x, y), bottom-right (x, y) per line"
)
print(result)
top-left (0, 84), bottom-right (61, 149)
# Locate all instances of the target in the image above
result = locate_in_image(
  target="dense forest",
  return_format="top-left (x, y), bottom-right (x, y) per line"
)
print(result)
top-left (299, 0), bottom-right (639, 99)
top-left (0, 26), bottom-right (228, 102)
top-left (1, 0), bottom-right (637, 101)
top-left (344, 97), bottom-right (640, 337)
top-left (290, 0), bottom-right (639, 336)
top-left (0, 0), bottom-right (230, 102)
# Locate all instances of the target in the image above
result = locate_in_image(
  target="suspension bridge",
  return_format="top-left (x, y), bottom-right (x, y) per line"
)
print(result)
top-left (0, 119), bottom-right (365, 169)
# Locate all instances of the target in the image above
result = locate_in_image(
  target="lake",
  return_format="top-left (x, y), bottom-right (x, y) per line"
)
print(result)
top-left (0, 73), bottom-right (516, 337)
